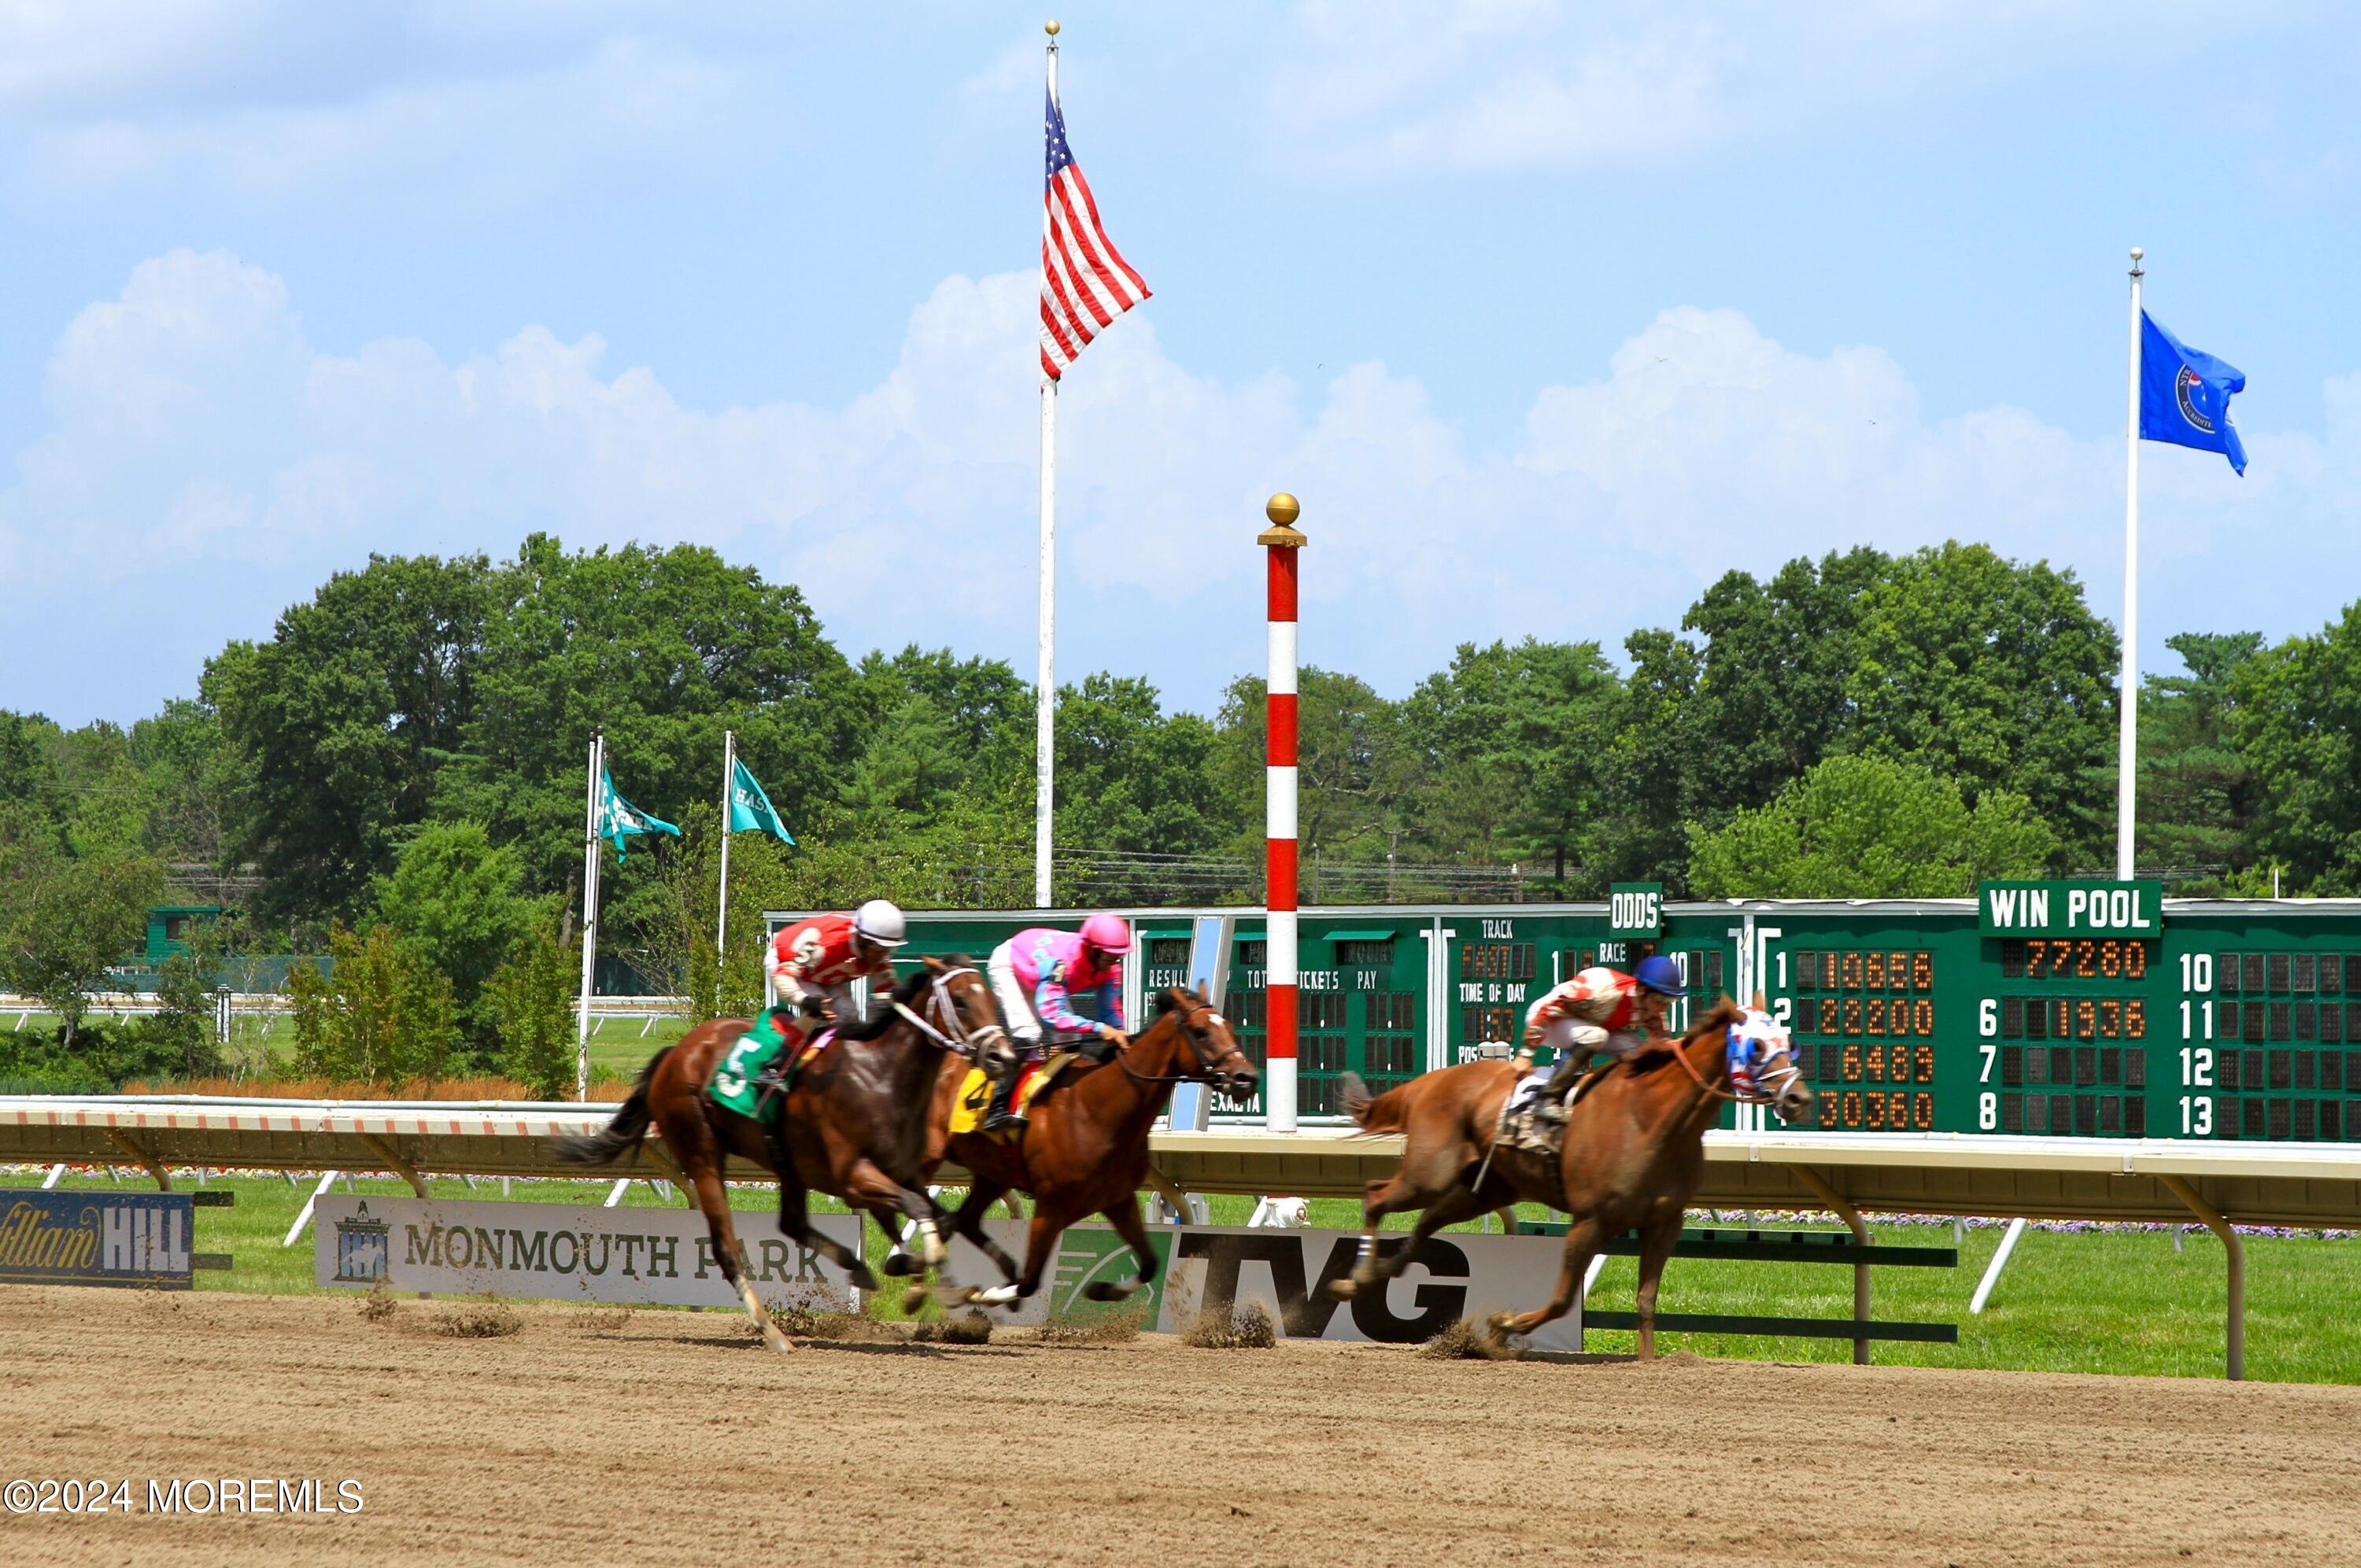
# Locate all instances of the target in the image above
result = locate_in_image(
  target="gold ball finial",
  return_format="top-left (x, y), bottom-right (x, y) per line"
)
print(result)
top-left (1045, 18), bottom-right (1060, 35)
top-left (1258, 492), bottom-right (1306, 548)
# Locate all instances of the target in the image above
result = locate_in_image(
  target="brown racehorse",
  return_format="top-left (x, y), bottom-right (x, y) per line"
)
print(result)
top-left (553, 957), bottom-right (1015, 1351)
top-left (1328, 996), bottom-right (1811, 1356)
top-left (905, 987), bottom-right (1257, 1311)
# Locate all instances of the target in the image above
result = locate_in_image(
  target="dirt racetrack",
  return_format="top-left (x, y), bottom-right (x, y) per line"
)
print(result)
top-left (4, 1289), bottom-right (2359, 1566)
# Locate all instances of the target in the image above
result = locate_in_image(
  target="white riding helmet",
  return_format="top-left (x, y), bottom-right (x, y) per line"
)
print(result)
top-left (852, 898), bottom-right (908, 948)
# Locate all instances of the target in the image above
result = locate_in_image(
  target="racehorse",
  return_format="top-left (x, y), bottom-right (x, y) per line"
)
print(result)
top-left (1328, 995), bottom-right (1811, 1356)
top-left (553, 957), bottom-right (1015, 1352)
top-left (905, 987), bottom-right (1257, 1312)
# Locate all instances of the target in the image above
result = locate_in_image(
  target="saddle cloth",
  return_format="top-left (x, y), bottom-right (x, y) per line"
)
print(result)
top-left (1498, 1064), bottom-right (1568, 1157)
top-left (707, 1011), bottom-right (829, 1120)
top-left (948, 1053), bottom-right (1078, 1138)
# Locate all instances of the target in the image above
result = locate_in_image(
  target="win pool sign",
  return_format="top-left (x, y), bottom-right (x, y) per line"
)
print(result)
top-left (1979, 880), bottom-right (2162, 937)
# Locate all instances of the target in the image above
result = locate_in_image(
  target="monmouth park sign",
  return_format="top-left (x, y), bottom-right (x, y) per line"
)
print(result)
top-left (315, 1196), bottom-right (863, 1311)
top-left (0, 1192), bottom-right (195, 1290)
top-left (314, 1194), bottom-right (1584, 1350)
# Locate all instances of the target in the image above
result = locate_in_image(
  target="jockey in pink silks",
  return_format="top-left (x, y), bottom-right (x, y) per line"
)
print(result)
top-left (981, 915), bottom-right (1132, 1131)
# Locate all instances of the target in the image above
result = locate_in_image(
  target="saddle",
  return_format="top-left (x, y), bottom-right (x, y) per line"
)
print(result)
top-left (1495, 1058), bottom-right (1617, 1158)
top-left (949, 1051), bottom-right (1081, 1139)
top-left (706, 1010), bottom-right (831, 1124)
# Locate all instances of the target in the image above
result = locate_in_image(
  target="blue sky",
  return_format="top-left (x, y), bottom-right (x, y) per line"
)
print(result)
top-left (4, 2), bottom-right (2357, 726)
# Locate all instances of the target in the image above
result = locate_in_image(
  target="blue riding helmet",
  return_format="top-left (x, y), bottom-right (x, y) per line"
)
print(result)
top-left (1632, 954), bottom-right (1690, 997)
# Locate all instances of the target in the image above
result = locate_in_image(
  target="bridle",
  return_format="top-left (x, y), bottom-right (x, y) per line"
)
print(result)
top-left (1114, 994), bottom-right (1254, 1094)
top-left (1661, 1016), bottom-right (1804, 1109)
top-left (892, 967), bottom-right (1010, 1064)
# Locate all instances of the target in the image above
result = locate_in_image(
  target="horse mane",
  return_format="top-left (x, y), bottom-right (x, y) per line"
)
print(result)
top-left (1626, 996), bottom-right (1746, 1075)
top-left (833, 957), bottom-right (971, 1042)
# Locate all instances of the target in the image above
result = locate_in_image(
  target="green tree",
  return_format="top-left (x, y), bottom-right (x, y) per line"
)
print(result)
top-left (1057, 673), bottom-right (1236, 890)
top-left (1687, 754), bottom-right (2057, 898)
top-left (434, 534), bottom-right (853, 924)
top-left (2137, 632), bottom-right (2263, 884)
top-left (206, 551), bottom-right (493, 920)
top-left (373, 820), bottom-right (543, 1058)
top-left (2232, 603), bottom-right (2361, 892)
top-left (1594, 628), bottom-right (1705, 888)
top-left (485, 924), bottom-right (581, 1098)
top-left (284, 924), bottom-right (460, 1085)
top-left (1846, 542), bottom-right (2116, 869)
top-left (0, 808), bottom-right (165, 1046)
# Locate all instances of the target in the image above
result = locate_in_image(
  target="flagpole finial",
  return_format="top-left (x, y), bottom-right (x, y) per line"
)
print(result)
top-left (2130, 245), bottom-right (2144, 275)
top-left (1260, 493), bottom-right (1306, 548)
top-left (1045, 18), bottom-right (1059, 35)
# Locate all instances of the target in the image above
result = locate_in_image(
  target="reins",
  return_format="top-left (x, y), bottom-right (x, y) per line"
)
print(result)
top-left (1113, 1000), bottom-right (1251, 1087)
top-left (889, 967), bottom-right (1007, 1063)
top-left (1656, 1013), bottom-right (1801, 1108)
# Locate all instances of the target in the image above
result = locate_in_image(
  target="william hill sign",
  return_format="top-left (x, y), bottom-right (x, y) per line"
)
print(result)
top-left (0, 1193), bottom-right (194, 1290)
top-left (1979, 880), bottom-right (2163, 937)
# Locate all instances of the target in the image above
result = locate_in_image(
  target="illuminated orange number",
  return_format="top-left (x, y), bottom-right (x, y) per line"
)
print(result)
top-left (2101, 999), bottom-right (2122, 1039)
top-left (2101, 940), bottom-right (2123, 979)
top-left (2027, 939), bottom-right (2049, 979)
top-left (1913, 1093), bottom-right (1934, 1129)
top-left (1866, 998), bottom-right (1886, 1037)
top-left (1842, 1092), bottom-right (1862, 1128)
top-left (1890, 952), bottom-right (1909, 991)
top-left (1842, 951), bottom-right (1864, 990)
top-left (1842, 1042), bottom-right (1862, 1081)
top-left (1889, 1000), bottom-right (1912, 1037)
top-left (1864, 1091), bottom-right (1885, 1129)
top-left (1914, 1043), bottom-right (1934, 1082)
top-left (1912, 951), bottom-right (1934, 990)
top-left (2076, 939), bottom-right (2097, 979)
top-left (2075, 999), bottom-right (2097, 1039)
top-left (1843, 998), bottom-right (1863, 1036)
top-left (1915, 998), bottom-right (1934, 1035)
top-left (2126, 943), bottom-right (2147, 980)
top-left (1818, 1096), bottom-right (1838, 1129)
top-left (1866, 1039), bottom-right (1886, 1079)
top-left (2126, 999), bottom-right (2145, 1039)
top-left (1865, 951), bottom-right (1886, 989)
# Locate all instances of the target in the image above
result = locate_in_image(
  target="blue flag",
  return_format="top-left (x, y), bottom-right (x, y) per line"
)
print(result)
top-left (2139, 312), bottom-right (2247, 475)
top-left (726, 758), bottom-right (794, 845)
top-left (596, 769), bottom-right (680, 862)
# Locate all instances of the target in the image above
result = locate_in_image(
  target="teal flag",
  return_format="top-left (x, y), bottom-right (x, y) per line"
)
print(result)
top-left (597, 769), bottom-right (680, 861)
top-left (726, 758), bottom-right (795, 845)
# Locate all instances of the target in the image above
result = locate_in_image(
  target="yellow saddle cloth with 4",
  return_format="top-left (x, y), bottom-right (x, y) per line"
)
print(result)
top-left (949, 1053), bottom-right (1079, 1138)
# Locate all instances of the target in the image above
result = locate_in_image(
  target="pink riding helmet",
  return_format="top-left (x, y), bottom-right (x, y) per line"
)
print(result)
top-left (1079, 913), bottom-right (1132, 955)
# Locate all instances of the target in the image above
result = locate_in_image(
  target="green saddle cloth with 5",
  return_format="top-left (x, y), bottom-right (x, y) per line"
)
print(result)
top-left (708, 1009), bottom-right (819, 1121)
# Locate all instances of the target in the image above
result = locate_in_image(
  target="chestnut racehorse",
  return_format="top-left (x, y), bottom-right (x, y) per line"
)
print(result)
top-left (901, 987), bottom-right (1257, 1312)
top-left (1329, 996), bottom-right (1811, 1356)
top-left (553, 957), bottom-right (1014, 1351)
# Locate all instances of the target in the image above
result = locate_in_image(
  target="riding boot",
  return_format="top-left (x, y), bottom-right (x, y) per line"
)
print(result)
top-left (980, 1068), bottom-right (1029, 1134)
top-left (1531, 1053), bottom-right (1587, 1123)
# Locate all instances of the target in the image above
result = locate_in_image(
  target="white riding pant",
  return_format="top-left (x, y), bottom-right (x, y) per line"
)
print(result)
top-left (986, 943), bottom-right (1044, 1050)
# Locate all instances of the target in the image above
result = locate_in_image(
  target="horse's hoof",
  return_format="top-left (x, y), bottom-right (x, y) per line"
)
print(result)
top-left (881, 1252), bottom-right (917, 1278)
top-left (930, 1283), bottom-right (980, 1307)
top-left (762, 1325), bottom-right (793, 1354)
top-left (1325, 1279), bottom-right (1357, 1301)
top-left (847, 1264), bottom-right (881, 1292)
top-left (1081, 1280), bottom-right (1135, 1303)
top-left (902, 1285), bottom-right (932, 1315)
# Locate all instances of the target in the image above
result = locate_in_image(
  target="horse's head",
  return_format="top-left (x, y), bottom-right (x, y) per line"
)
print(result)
top-left (919, 955), bottom-right (1019, 1080)
top-left (1724, 994), bottom-right (1812, 1123)
top-left (1155, 985), bottom-right (1258, 1104)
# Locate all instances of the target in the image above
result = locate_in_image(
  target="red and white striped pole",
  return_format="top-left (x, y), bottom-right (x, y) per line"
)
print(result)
top-left (1261, 492), bottom-right (1306, 1132)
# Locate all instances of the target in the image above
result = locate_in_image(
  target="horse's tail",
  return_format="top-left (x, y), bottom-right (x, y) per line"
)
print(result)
top-left (550, 1047), bottom-right (671, 1168)
top-left (1342, 1070), bottom-right (1414, 1135)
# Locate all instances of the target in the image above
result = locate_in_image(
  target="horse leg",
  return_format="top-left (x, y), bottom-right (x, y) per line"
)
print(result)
top-left (693, 1164), bottom-right (789, 1353)
top-left (1332, 1177), bottom-right (1487, 1301)
top-left (773, 1168), bottom-right (882, 1293)
top-left (1076, 1193), bottom-right (1159, 1304)
top-left (946, 1182), bottom-right (1025, 1304)
top-left (1633, 1210), bottom-right (1683, 1361)
top-left (839, 1157), bottom-right (944, 1301)
top-left (1487, 1216), bottom-right (1603, 1347)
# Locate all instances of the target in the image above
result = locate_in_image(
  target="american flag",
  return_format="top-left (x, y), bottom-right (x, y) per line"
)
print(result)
top-left (1040, 87), bottom-right (1149, 382)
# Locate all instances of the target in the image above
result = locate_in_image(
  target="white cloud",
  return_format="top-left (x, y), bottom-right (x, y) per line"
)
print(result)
top-left (1269, 0), bottom-right (2230, 175)
top-left (4, 249), bottom-right (2355, 726)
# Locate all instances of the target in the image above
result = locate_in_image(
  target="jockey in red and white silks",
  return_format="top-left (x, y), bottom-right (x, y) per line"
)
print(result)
top-left (1517, 954), bottom-right (1690, 1123)
top-left (767, 900), bottom-right (907, 1026)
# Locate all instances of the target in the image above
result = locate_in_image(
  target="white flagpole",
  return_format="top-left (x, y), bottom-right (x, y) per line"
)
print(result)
top-left (1034, 20), bottom-right (1062, 910)
top-left (2117, 247), bottom-right (2144, 882)
top-left (716, 729), bottom-right (734, 974)
top-left (575, 729), bottom-right (604, 1101)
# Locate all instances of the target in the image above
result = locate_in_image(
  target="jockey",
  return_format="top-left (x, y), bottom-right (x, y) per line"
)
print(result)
top-left (981, 914), bottom-right (1131, 1132)
top-left (1518, 954), bottom-right (1690, 1124)
top-left (766, 899), bottom-right (908, 1032)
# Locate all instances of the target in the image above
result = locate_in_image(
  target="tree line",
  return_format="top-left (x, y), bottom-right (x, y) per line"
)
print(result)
top-left (3, 529), bottom-right (2355, 1084)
